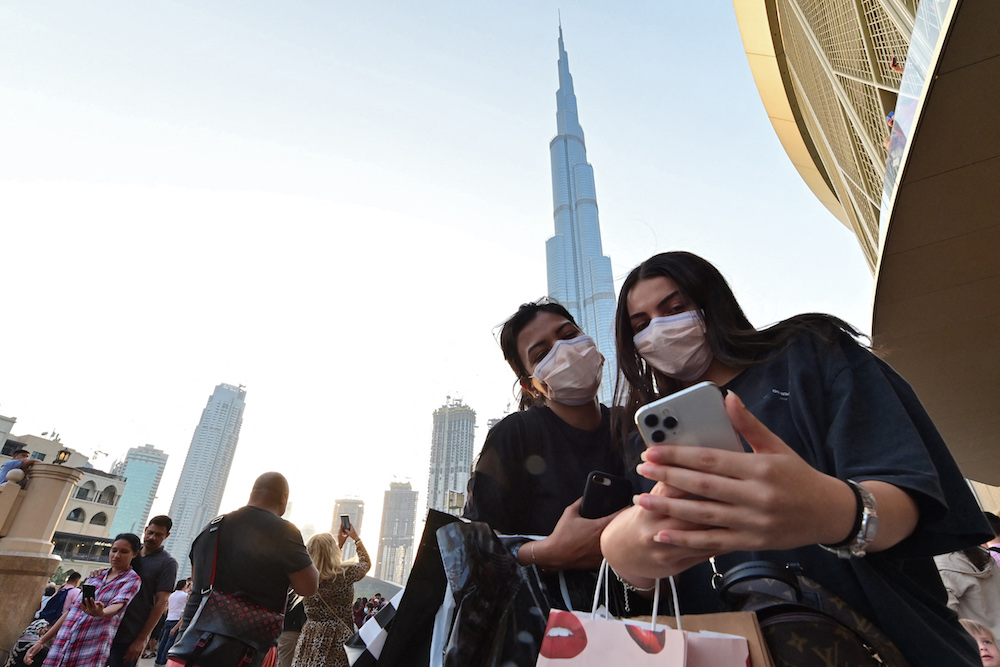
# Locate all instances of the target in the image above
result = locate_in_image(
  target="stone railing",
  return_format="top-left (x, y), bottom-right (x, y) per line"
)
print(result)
top-left (0, 463), bottom-right (84, 663)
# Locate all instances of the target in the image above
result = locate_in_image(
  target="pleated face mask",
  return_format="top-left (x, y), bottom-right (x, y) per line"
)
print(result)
top-left (633, 310), bottom-right (713, 382)
top-left (531, 335), bottom-right (605, 406)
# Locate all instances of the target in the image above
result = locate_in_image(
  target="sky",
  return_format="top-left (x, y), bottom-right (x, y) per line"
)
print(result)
top-left (0, 2), bottom-right (874, 554)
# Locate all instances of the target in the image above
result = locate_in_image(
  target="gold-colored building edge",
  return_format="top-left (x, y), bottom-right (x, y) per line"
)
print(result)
top-left (734, 0), bottom-right (1000, 484)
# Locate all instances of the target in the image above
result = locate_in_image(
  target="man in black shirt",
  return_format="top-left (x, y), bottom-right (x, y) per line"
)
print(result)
top-left (172, 472), bottom-right (318, 667)
top-left (108, 515), bottom-right (178, 667)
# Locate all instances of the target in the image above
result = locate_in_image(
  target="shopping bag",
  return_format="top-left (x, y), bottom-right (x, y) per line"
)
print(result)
top-left (536, 609), bottom-right (686, 663)
top-left (436, 521), bottom-right (550, 667)
top-left (347, 510), bottom-right (461, 667)
top-left (640, 613), bottom-right (774, 667)
top-left (344, 589), bottom-right (403, 667)
top-left (536, 561), bottom-right (687, 665)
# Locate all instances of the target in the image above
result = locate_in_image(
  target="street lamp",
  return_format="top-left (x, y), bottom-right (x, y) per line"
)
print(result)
top-left (54, 449), bottom-right (71, 465)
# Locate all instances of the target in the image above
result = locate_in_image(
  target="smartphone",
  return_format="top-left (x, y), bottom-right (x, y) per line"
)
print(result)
top-left (340, 515), bottom-right (351, 532)
top-left (82, 584), bottom-right (97, 601)
top-left (580, 471), bottom-right (633, 519)
top-left (634, 381), bottom-right (743, 452)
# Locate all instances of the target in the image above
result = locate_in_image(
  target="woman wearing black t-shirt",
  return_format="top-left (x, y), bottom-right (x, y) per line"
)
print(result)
top-left (463, 300), bottom-right (638, 611)
top-left (601, 251), bottom-right (990, 665)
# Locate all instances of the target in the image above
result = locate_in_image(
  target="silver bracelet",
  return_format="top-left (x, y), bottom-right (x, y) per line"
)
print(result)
top-left (610, 565), bottom-right (656, 592)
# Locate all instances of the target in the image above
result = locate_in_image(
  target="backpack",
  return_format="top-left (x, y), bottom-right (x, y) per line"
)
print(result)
top-left (37, 587), bottom-right (70, 624)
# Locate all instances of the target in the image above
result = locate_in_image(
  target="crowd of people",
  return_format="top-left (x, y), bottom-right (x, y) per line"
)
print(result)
top-left (6, 250), bottom-right (1000, 666)
top-left (6, 468), bottom-right (384, 667)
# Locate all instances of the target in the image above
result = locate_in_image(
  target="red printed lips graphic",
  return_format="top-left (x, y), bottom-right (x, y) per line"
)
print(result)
top-left (539, 610), bottom-right (588, 659)
top-left (625, 624), bottom-right (667, 654)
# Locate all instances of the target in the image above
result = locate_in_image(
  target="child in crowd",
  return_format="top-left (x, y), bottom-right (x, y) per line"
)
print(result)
top-left (961, 619), bottom-right (1000, 667)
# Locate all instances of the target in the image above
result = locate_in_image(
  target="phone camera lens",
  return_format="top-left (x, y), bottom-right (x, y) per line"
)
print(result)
top-left (651, 430), bottom-right (666, 443)
top-left (663, 416), bottom-right (678, 429)
top-left (643, 414), bottom-right (659, 427)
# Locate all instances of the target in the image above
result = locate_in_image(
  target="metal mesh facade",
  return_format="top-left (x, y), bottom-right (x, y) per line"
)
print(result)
top-left (771, 0), bottom-right (919, 269)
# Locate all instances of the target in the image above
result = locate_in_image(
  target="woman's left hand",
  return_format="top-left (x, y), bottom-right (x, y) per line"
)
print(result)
top-left (634, 392), bottom-right (858, 553)
top-left (81, 597), bottom-right (108, 618)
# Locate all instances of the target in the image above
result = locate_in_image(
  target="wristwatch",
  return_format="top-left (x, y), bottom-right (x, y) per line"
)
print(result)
top-left (820, 479), bottom-right (878, 558)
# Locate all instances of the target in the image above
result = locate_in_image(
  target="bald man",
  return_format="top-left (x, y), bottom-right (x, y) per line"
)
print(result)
top-left (168, 473), bottom-right (318, 667)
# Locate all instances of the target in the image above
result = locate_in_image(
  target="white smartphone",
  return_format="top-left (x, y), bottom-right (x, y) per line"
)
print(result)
top-left (634, 381), bottom-right (743, 452)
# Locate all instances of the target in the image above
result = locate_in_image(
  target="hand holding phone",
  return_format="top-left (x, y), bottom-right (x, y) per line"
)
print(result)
top-left (340, 515), bottom-right (352, 532)
top-left (635, 381), bottom-right (743, 452)
top-left (81, 583), bottom-right (97, 601)
top-left (580, 471), bottom-right (632, 519)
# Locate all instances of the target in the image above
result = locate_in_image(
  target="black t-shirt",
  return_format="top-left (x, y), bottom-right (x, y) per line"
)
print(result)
top-left (462, 405), bottom-right (644, 614)
top-left (664, 330), bottom-right (990, 665)
top-left (463, 404), bottom-right (638, 534)
top-left (114, 547), bottom-right (178, 645)
top-left (182, 506), bottom-right (313, 626)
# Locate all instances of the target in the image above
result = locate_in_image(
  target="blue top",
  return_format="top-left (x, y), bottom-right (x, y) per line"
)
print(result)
top-left (0, 459), bottom-right (23, 481)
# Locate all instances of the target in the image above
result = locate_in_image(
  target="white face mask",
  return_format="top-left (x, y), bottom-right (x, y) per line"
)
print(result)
top-left (530, 335), bottom-right (605, 406)
top-left (633, 310), bottom-right (713, 382)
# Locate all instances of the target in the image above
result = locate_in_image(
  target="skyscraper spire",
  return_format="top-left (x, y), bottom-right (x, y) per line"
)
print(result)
top-left (546, 27), bottom-right (617, 404)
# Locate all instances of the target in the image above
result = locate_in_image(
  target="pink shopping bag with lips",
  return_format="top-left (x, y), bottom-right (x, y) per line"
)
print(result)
top-left (535, 560), bottom-right (750, 666)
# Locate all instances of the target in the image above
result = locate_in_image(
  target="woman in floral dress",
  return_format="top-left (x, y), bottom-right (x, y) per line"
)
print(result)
top-left (25, 533), bottom-right (142, 667)
top-left (292, 525), bottom-right (370, 667)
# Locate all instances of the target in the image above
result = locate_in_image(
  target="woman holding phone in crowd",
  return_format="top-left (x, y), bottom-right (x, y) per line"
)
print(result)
top-left (600, 251), bottom-right (991, 664)
top-left (463, 300), bottom-right (641, 611)
top-left (292, 525), bottom-right (368, 667)
top-left (25, 533), bottom-right (142, 667)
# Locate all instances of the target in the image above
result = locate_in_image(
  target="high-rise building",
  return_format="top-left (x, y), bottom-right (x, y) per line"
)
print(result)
top-left (545, 26), bottom-right (618, 404)
top-left (167, 383), bottom-right (247, 577)
top-left (333, 498), bottom-right (365, 560)
top-left (373, 482), bottom-right (417, 585)
top-left (109, 444), bottom-right (168, 535)
top-left (426, 398), bottom-right (475, 515)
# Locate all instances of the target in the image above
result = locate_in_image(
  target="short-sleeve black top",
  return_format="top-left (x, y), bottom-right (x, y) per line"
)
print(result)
top-left (667, 330), bottom-right (990, 665)
top-left (182, 506), bottom-right (313, 626)
top-left (463, 404), bottom-right (638, 534)
top-left (114, 547), bottom-right (178, 645)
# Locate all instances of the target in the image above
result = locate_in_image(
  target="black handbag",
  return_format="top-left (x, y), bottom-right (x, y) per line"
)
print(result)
top-left (168, 516), bottom-right (285, 667)
top-left (715, 560), bottom-right (908, 666)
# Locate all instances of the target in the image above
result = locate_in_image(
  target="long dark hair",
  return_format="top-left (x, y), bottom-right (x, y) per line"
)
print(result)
top-left (613, 252), bottom-right (865, 443)
top-left (113, 532), bottom-right (142, 554)
top-left (499, 300), bottom-right (578, 410)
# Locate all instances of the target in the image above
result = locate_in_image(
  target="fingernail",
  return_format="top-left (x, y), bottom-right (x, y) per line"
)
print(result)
top-left (653, 531), bottom-right (671, 544)
top-left (639, 450), bottom-right (648, 462)
top-left (638, 463), bottom-right (655, 477)
top-left (729, 391), bottom-right (745, 409)
top-left (631, 494), bottom-right (642, 507)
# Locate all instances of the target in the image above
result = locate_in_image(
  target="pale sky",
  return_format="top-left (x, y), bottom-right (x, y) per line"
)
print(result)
top-left (0, 2), bottom-right (873, 554)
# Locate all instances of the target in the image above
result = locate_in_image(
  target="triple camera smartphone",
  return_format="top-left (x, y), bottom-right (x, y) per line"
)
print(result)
top-left (580, 382), bottom-right (743, 519)
top-left (634, 381), bottom-right (742, 452)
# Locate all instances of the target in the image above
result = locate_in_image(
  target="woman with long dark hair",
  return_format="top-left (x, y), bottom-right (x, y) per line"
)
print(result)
top-left (601, 251), bottom-right (990, 664)
top-left (25, 534), bottom-right (142, 667)
top-left (464, 300), bottom-right (639, 611)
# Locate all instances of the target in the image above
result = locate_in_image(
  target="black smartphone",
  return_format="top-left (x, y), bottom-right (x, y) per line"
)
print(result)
top-left (580, 471), bottom-right (632, 519)
top-left (340, 515), bottom-right (351, 532)
top-left (82, 584), bottom-right (97, 601)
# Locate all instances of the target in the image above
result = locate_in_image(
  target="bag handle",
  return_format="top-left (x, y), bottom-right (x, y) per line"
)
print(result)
top-left (318, 593), bottom-right (356, 632)
top-left (595, 560), bottom-right (680, 632)
top-left (714, 559), bottom-right (800, 599)
top-left (203, 515), bottom-right (225, 594)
